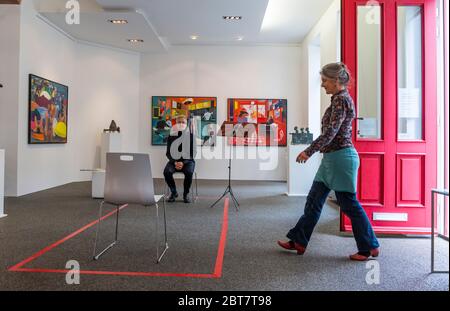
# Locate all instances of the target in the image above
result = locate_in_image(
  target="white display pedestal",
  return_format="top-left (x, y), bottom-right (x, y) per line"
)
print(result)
top-left (98, 132), bottom-right (121, 198)
top-left (92, 169), bottom-right (106, 199)
top-left (82, 133), bottom-right (121, 199)
top-left (0, 149), bottom-right (6, 218)
top-left (287, 144), bottom-right (322, 196)
top-left (100, 132), bottom-right (121, 170)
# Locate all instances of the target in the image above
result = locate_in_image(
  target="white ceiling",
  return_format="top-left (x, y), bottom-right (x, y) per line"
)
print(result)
top-left (36, 0), bottom-right (336, 53)
top-left (96, 0), bottom-right (269, 45)
top-left (40, 11), bottom-right (168, 53)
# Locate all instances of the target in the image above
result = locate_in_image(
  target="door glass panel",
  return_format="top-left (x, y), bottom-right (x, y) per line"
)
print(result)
top-left (357, 5), bottom-right (382, 139)
top-left (397, 6), bottom-right (423, 140)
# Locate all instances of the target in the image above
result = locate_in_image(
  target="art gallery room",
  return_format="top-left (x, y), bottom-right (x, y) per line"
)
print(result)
top-left (0, 0), bottom-right (449, 295)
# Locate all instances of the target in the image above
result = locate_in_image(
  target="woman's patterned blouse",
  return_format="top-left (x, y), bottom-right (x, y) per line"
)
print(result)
top-left (304, 89), bottom-right (356, 157)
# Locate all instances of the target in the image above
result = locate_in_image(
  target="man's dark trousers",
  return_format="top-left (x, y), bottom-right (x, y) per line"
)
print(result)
top-left (164, 160), bottom-right (195, 196)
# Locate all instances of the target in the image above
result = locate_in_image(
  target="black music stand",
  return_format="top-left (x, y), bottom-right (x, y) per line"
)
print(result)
top-left (210, 121), bottom-right (241, 211)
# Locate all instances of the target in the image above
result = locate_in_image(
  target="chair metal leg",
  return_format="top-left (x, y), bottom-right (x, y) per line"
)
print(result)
top-left (156, 198), bottom-right (169, 263)
top-left (186, 173), bottom-right (198, 204)
top-left (165, 184), bottom-right (171, 199)
top-left (163, 198), bottom-right (168, 245)
top-left (93, 201), bottom-right (105, 259)
top-left (156, 202), bottom-right (159, 262)
top-left (92, 200), bottom-right (169, 264)
top-left (93, 203), bottom-right (120, 261)
top-left (194, 172), bottom-right (199, 203)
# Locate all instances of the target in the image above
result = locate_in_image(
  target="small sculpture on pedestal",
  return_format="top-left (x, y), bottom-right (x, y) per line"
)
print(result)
top-left (303, 127), bottom-right (314, 144)
top-left (103, 120), bottom-right (120, 133)
top-left (290, 127), bottom-right (314, 145)
top-left (290, 127), bottom-right (302, 145)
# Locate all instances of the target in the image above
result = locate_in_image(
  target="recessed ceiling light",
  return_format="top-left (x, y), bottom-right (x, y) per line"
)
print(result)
top-left (223, 16), bottom-right (242, 20)
top-left (128, 39), bottom-right (144, 43)
top-left (109, 19), bottom-right (128, 24)
top-left (190, 35), bottom-right (199, 40)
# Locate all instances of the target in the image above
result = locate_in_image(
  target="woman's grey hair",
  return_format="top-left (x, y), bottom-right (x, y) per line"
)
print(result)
top-left (320, 62), bottom-right (351, 87)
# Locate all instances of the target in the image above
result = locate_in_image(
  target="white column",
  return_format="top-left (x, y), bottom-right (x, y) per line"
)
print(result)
top-left (0, 149), bottom-right (6, 218)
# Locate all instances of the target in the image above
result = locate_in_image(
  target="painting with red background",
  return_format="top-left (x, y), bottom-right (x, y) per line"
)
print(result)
top-left (227, 99), bottom-right (287, 146)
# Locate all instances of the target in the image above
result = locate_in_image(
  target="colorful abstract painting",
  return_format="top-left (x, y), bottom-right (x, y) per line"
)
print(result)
top-left (228, 98), bottom-right (287, 146)
top-left (151, 96), bottom-right (217, 146)
top-left (29, 74), bottom-right (68, 144)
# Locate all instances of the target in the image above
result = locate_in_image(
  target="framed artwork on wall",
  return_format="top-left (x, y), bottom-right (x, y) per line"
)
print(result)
top-left (227, 98), bottom-right (288, 146)
top-left (28, 74), bottom-right (68, 144)
top-left (151, 96), bottom-right (217, 146)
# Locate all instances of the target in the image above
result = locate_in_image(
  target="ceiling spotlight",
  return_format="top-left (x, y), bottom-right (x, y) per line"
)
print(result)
top-left (190, 35), bottom-right (199, 40)
top-left (223, 16), bottom-right (242, 20)
top-left (109, 19), bottom-right (128, 24)
top-left (128, 39), bottom-right (144, 43)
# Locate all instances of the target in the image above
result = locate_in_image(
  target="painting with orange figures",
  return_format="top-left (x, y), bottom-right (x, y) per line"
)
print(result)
top-left (227, 98), bottom-right (287, 146)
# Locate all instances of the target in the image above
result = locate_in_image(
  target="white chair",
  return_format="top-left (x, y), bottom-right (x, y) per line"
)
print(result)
top-left (93, 153), bottom-right (168, 263)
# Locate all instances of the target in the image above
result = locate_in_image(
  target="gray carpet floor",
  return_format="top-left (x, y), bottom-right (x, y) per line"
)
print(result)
top-left (0, 180), bottom-right (448, 291)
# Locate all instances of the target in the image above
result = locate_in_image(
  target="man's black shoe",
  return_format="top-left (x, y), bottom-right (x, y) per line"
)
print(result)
top-left (168, 192), bottom-right (178, 203)
top-left (183, 194), bottom-right (192, 204)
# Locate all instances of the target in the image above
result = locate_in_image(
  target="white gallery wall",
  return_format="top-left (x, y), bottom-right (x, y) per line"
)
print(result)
top-left (71, 44), bottom-right (140, 182)
top-left (300, 0), bottom-right (341, 134)
top-left (11, 1), bottom-right (140, 196)
top-left (139, 45), bottom-right (302, 181)
top-left (0, 5), bottom-right (20, 196)
top-left (16, 1), bottom-right (77, 196)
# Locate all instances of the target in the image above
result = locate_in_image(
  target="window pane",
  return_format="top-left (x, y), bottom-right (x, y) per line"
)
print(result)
top-left (357, 5), bottom-right (382, 139)
top-left (397, 6), bottom-right (423, 140)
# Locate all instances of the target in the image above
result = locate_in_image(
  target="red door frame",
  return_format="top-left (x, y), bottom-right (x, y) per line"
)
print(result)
top-left (341, 0), bottom-right (437, 234)
top-left (443, 0), bottom-right (449, 237)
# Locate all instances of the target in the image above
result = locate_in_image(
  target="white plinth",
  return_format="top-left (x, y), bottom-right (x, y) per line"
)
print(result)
top-left (92, 169), bottom-right (106, 199)
top-left (100, 132), bottom-right (121, 169)
top-left (287, 144), bottom-right (322, 196)
top-left (0, 149), bottom-right (6, 218)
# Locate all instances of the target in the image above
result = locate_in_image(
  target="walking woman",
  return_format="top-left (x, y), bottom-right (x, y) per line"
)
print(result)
top-left (278, 62), bottom-right (380, 261)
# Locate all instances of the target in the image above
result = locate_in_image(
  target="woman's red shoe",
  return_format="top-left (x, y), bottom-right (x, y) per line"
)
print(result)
top-left (277, 240), bottom-right (306, 255)
top-left (349, 248), bottom-right (380, 261)
top-left (370, 248), bottom-right (380, 258)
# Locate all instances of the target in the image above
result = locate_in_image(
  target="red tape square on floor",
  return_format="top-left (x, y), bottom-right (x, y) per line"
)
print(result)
top-left (9, 199), bottom-right (229, 278)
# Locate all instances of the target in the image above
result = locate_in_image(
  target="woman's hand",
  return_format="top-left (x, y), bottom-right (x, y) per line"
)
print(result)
top-left (296, 152), bottom-right (310, 164)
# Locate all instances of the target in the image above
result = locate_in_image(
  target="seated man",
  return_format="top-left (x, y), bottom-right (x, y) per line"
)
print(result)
top-left (164, 115), bottom-right (196, 203)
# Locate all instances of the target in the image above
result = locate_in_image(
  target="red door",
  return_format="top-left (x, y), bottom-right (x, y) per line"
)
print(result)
top-left (341, 0), bottom-right (437, 234)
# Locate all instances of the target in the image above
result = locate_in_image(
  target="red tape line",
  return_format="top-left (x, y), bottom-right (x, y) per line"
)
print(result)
top-left (9, 199), bottom-right (229, 278)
